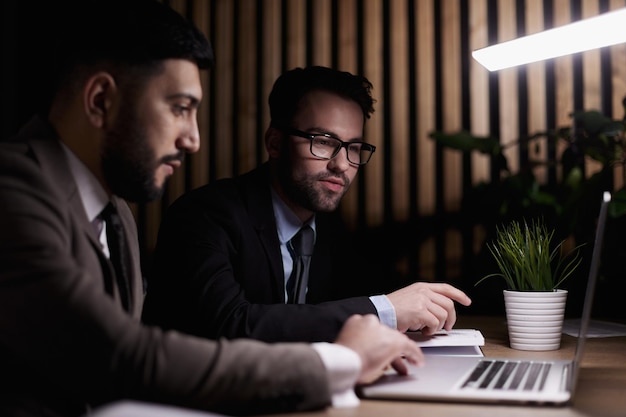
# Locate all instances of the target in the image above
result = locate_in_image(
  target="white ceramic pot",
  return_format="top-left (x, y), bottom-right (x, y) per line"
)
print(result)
top-left (503, 289), bottom-right (568, 351)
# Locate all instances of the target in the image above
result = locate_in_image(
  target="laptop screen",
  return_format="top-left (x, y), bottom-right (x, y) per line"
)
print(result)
top-left (569, 191), bottom-right (611, 393)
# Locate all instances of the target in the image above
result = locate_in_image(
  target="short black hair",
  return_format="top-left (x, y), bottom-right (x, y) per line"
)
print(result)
top-left (268, 66), bottom-right (375, 129)
top-left (47, 0), bottom-right (213, 107)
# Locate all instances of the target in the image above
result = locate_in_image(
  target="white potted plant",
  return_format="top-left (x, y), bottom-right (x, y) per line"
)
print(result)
top-left (477, 219), bottom-right (584, 351)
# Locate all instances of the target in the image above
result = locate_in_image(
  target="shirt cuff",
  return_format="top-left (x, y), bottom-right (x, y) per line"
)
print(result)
top-left (311, 342), bottom-right (361, 408)
top-left (369, 294), bottom-right (397, 329)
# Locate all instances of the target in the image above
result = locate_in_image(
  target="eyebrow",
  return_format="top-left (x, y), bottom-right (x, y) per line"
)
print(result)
top-left (166, 93), bottom-right (201, 107)
top-left (305, 126), bottom-right (363, 142)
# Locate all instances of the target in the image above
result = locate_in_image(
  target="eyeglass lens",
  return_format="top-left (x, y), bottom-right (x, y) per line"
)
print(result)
top-left (310, 136), bottom-right (372, 165)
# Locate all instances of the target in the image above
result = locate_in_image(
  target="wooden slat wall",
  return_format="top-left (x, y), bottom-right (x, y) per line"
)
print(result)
top-left (137, 0), bottom-right (626, 281)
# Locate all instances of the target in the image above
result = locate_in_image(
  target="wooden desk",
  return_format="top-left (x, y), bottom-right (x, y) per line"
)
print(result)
top-left (262, 316), bottom-right (626, 417)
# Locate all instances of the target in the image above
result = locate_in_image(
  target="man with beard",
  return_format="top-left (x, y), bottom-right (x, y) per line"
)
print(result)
top-left (0, 3), bottom-right (425, 416)
top-left (142, 66), bottom-right (472, 343)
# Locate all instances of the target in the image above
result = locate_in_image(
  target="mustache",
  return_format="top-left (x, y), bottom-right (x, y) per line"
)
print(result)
top-left (160, 152), bottom-right (185, 165)
top-left (316, 171), bottom-right (350, 186)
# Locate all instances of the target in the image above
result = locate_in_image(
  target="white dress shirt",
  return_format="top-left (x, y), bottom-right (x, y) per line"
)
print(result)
top-left (61, 144), bottom-right (112, 254)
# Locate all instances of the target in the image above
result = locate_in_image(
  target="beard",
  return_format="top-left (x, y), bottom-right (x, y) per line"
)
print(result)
top-left (101, 102), bottom-right (180, 203)
top-left (276, 151), bottom-right (351, 213)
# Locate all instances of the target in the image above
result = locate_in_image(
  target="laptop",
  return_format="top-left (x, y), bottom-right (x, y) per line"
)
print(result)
top-left (360, 191), bottom-right (611, 406)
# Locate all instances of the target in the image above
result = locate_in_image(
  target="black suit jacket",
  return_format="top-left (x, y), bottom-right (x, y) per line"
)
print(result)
top-left (143, 163), bottom-right (383, 342)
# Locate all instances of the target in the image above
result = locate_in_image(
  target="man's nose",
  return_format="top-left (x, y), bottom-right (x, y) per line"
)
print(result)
top-left (178, 119), bottom-right (200, 154)
top-left (328, 146), bottom-right (351, 172)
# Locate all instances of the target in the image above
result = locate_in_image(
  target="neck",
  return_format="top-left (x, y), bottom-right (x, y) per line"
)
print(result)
top-left (48, 103), bottom-right (111, 196)
top-left (269, 171), bottom-right (314, 224)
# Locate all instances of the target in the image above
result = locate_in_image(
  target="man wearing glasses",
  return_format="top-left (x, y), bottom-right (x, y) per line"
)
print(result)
top-left (143, 66), bottom-right (471, 343)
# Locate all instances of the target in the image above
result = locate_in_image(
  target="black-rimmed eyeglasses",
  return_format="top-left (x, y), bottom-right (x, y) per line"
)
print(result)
top-left (284, 127), bottom-right (376, 166)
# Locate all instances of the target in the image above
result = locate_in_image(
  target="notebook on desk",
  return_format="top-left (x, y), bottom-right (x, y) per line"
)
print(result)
top-left (360, 191), bottom-right (611, 406)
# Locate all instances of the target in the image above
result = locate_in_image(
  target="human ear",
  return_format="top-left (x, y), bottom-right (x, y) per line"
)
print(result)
top-left (265, 127), bottom-right (283, 158)
top-left (83, 72), bottom-right (117, 129)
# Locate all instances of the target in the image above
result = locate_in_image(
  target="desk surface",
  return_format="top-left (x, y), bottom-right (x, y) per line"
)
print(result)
top-left (263, 316), bottom-right (626, 417)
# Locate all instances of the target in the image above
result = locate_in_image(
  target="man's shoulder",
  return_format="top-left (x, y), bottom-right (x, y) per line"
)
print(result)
top-left (175, 165), bottom-right (269, 204)
top-left (0, 136), bottom-right (49, 188)
top-left (0, 140), bottom-right (31, 164)
top-left (165, 165), bottom-right (271, 221)
top-left (1, 117), bottom-right (62, 173)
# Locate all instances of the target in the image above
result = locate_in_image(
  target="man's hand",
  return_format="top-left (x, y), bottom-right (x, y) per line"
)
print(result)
top-left (334, 314), bottom-right (424, 384)
top-left (386, 282), bottom-right (472, 334)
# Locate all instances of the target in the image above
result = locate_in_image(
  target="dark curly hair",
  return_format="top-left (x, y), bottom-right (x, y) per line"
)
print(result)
top-left (268, 66), bottom-right (375, 129)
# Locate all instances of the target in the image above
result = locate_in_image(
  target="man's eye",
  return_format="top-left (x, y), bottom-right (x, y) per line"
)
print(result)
top-left (173, 105), bottom-right (191, 115)
top-left (315, 137), bottom-right (334, 147)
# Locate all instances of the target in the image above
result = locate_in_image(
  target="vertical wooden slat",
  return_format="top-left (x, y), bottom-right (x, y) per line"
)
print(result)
top-left (469, 0), bottom-right (491, 260)
top-left (498, 0), bottom-right (519, 174)
top-left (441, 0), bottom-right (463, 279)
top-left (526, 1), bottom-right (548, 184)
top-left (581, 0), bottom-right (604, 179)
top-left (416, 0), bottom-right (436, 215)
top-left (389, 0), bottom-right (410, 222)
top-left (416, 0), bottom-right (437, 280)
top-left (192, 0), bottom-right (212, 188)
top-left (441, 0), bottom-right (463, 212)
top-left (261, 0), bottom-right (282, 134)
top-left (553, 0), bottom-right (573, 186)
top-left (609, 0), bottom-right (626, 120)
top-left (582, 0), bottom-right (602, 111)
top-left (363, 0), bottom-right (384, 226)
top-left (336, 0), bottom-right (357, 74)
top-left (609, 0), bottom-right (626, 189)
top-left (238, 0), bottom-right (259, 173)
top-left (469, 0), bottom-right (490, 187)
top-left (571, 1), bottom-right (584, 112)
top-left (312, 0), bottom-right (332, 66)
top-left (381, 1), bottom-right (393, 225)
top-left (213, 0), bottom-right (235, 179)
top-left (609, 2), bottom-right (626, 121)
top-left (336, 0), bottom-right (359, 229)
top-left (285, 1), bottom-right (306, 68)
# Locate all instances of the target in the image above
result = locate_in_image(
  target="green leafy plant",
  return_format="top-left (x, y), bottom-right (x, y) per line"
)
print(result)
top-left (429, 99), bottom-right (626, 243)
top-left (476, 219), bottom-right (584, 291)
top-left (429, 100), bottom-right (626, 293)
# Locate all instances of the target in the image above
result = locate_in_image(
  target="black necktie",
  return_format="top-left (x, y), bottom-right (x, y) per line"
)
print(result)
top-left (287, 225), bottom-right (314, 304)
top-left (100, 203), bottom-right (132, 311)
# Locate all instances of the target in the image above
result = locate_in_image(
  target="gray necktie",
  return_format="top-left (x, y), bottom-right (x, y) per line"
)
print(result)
top-left (287, 225), bottom-right (314, 304)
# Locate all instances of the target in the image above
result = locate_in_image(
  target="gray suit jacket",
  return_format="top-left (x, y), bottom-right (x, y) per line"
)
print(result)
top-left (0, 117), bottom-right (331, 417)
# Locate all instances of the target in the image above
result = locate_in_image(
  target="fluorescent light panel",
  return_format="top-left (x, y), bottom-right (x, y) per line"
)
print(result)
top-left (472, 7), bottom-right (626, 71)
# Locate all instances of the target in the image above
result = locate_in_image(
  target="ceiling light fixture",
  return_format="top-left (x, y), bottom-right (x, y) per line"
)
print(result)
top-left (472, 7), bottom-right (626, 71)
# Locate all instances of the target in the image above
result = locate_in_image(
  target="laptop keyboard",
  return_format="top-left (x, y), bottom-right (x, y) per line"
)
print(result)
top-left (462, 360), bottom-right (552, 391)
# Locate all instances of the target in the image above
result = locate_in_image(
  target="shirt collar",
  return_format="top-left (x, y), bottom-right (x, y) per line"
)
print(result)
top-left (270, 187), bottom-right (316, 244)
top-left (60, 142), bottom-right (109, 223)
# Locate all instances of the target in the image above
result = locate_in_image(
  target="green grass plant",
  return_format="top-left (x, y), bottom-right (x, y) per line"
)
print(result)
top-left (476, 219), bottom-right (584, 291)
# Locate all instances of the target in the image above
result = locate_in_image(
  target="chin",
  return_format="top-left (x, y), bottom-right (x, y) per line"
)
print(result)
top-left (158, 173), bottom-right (173, 190)
top-left (155, 173), bottom-right (170, 189)
top-left (314, 201), bottom-right (340, 213)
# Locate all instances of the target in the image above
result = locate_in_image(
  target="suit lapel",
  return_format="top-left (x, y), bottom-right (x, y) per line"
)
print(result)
top-left (111, 197), bottom-right (144, 317)
top-left (26, 121), bottom-right (101, 247)
top-left (242, 165), bottom-right (286, 301)
top-left (25, 119), bottom-right (142, 315)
